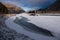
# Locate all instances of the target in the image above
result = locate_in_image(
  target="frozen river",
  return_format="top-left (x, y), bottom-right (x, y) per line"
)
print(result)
top-left (5, 13), bottom-right (60, 40)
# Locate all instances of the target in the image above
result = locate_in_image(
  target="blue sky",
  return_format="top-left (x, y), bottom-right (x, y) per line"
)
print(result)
top-left (1, 0), bottom-right (56, 12)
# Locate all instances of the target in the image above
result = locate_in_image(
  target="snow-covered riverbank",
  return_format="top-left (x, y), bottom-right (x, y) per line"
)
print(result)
top-left (5, 13), bottom-right (60, 40)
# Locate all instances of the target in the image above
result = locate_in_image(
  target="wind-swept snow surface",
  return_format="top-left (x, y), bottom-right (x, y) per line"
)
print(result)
top-left (5, 13), bottom-right (60, 40)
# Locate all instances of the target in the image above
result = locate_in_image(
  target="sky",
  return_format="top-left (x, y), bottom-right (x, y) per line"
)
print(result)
top-left (0, 0), bottom-right (56, 12)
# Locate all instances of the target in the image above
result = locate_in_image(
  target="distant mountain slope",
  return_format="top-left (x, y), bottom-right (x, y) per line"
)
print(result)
top-left (4, 3), bottom-right (25, 13)
top-left (4, 3), bottom-right (22, 10)
top-left (47, 0), bottom-right (60, 11)
top-left (0, 2), bottom-right (8, 14)
top-left (31, 0), bottom-right (60, 13)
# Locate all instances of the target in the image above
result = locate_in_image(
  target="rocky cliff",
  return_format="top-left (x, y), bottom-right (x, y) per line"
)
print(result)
top-left (0, 2), bottom-right (8, 14)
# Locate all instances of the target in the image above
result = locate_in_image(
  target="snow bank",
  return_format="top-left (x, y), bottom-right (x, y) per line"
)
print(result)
top-left (5, 13), bottom-right (60, 40)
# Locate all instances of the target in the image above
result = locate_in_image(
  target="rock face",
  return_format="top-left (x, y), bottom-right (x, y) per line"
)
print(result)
top-left (4, 3), bottom-right (25, 13)
top-left (0, 2), bottom-right (25, 14)
top-left (0, 2), bottom-right (8, 14)
top-left (34, 0), bottom-right (60, 13)
top-left (47, 0), bottom-right (60, 11)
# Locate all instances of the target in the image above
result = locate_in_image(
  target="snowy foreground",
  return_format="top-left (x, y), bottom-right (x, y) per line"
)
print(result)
top-left (5, 13), bottom-right (60, 40)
